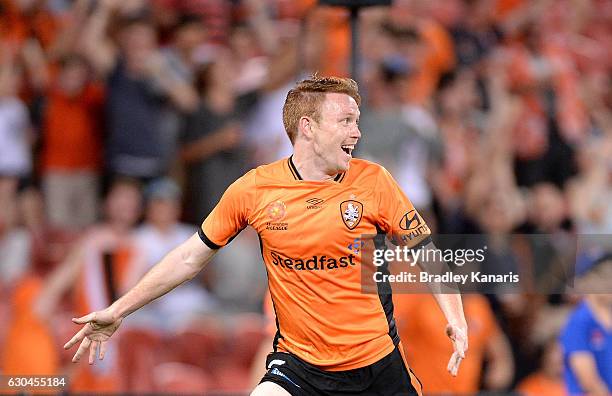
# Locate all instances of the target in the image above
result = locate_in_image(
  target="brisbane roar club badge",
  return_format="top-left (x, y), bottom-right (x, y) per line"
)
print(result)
top-left (340, 200), bottom-right (363, 230)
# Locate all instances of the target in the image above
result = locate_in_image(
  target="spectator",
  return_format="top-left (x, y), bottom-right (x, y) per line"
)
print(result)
top-left (158, 13), bottom-right (209, 177)
top-left (387, 0), bottom-right (456, 105)
top-left (124, 178), bottom-right (216, 331)
top-left (154, 0), bottom-right (232, 45)
top-left (40, 54), bottom-right (104, 231)
top-left (0, 189), bottom-right (64, 378)
top-left (0, 0), bottom-right (58, 49)
top-left (161, 13), bottom-right (207, 84)
top-left (118, 178), bottom-right (215, 392)
top-left (242, 20), bottom-right (310, 167)
top-left (360, 55), bottom-right (439, 211)
top-left (180, 49), bottom-right (257, 223)
top-left (430, 68), bottom-right (484, 233)
top-left (208, 227), bottom-right (265, 311)
top-left (0, 186), bottom-right (31, 291)
top-left (0, 0), bottom-right (610, 393)
top-left (516, 336), bottom-right (565, 396)
top-left (448, 0), bottom-right (501, 68)
top-left (40, 177), bottom-right (143, 392)
top-left (80, 1), bottom-right (198, 181)
top-left (519, 183), bottom-right (575, 298)
top-left (560, 254), bottom-right (612, 396)
top-left (568, 135), bottom-right (612, 235)
top-left (1, 269), bottom-right (60, 378)
top-left (0, 44), bottom-right (32, 200)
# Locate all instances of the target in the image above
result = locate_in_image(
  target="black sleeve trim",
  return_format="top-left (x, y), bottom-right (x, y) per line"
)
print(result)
top-left (410, 235), bottom-right (433, 250)
top-left (198, 228), bottom-right (223, 249)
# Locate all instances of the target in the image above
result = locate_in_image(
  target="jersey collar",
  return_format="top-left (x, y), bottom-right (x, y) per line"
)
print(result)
top-left (288, 156), bottom-right (346, 183)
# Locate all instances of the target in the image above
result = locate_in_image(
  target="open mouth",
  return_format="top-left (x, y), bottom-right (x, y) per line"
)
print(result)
top-left (341, 144), bottom-right (354, 156)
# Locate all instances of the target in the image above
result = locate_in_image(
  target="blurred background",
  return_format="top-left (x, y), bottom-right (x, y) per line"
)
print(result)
top-left (0, 0), bottom-right (611, 394)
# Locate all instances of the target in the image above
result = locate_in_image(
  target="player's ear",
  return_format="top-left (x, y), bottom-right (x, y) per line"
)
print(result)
top-left (299, 116), bottom-right (314, 138)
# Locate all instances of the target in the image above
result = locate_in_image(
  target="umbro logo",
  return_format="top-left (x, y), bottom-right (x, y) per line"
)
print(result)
top-left (306, 198), bottom-right (324, 205)
top-left (306, 198), bottom-right (325, 209)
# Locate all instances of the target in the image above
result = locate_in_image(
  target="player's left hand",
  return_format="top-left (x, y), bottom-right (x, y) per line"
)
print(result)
top-left (446, 324), bottom-right (468, 377)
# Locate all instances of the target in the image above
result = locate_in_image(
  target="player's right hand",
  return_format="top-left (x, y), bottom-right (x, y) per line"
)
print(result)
top-left (63, 309), bottom-right (123, 365)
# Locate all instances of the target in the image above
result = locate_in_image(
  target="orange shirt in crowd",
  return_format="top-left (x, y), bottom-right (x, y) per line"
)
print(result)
top-left (1, 275), bottom-right (59, 376)
top-left (201, 157), bottom-right (431, 374)
top-left (307, 6), bottom-right (351, 78)
top-left (40, 84), bottom-right (105, 172)
top-left (0, 0), bottom-right (58, 48)
top-left (406, 19), bottom-right (456, 105)
top-left (494, 0), bottom-right (527, 23)
top-left (394, 294), bottom-right (501, 394)
top-left (505, 41), bottom-right (588, 145)
top-left (321, 10), bottom-right (350, 78)
top-left (276, 0), bottom-right (317, 19)
top-left (516, 372), bottom-right (565, 396)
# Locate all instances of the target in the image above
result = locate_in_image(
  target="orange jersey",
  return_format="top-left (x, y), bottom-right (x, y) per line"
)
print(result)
top-left (41, 84), bottom-right (105, 172)
top-left (200, 157), bottom-right (431, 370)
top-left (2, 276), bottom-right (59, 376)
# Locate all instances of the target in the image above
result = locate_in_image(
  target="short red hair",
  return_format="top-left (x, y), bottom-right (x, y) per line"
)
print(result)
top-left (282, 75), bottom-right (361, 144)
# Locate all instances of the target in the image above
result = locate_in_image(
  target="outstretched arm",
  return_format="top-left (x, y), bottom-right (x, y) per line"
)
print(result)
top-left (374, 165), bottom-right (469, 377)
top-left (418, 241), bottom-right (468, 377)
top-left (64, 233), bottom-right (217, 363)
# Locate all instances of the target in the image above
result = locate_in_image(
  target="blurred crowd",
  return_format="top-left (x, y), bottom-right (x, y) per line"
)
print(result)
top-left (0, 0), bottom-right (611, 394)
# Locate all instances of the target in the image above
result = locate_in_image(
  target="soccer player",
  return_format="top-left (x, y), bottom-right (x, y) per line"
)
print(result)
top-left (64, 76), bottom-right (468, 395)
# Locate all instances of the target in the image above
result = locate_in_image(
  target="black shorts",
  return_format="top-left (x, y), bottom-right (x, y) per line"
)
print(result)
top-left (259, 347), bottom-right (422, 396)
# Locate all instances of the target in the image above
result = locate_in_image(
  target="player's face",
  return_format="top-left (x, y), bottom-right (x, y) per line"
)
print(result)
top-left (310, 93), bottom-right (361, 173)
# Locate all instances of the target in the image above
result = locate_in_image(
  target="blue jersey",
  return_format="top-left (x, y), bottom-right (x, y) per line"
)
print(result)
top-left (559, 301), bottom-right (612, 395)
